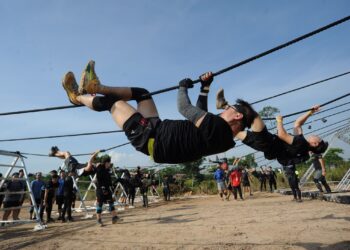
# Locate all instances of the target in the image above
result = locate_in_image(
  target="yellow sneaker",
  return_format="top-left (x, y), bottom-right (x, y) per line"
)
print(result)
top-left (62, 72), bottom-right (80, 105)
top-left (79, 60), bottom-right (100, 94)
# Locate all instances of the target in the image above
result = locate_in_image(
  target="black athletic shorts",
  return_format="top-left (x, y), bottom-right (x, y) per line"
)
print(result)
top-left (242, 127), bottom-right (277, 160)
top-left (96, 187), bottom-right (113, 203)
top-left (3, 200), bottom-right (20, 208)
top-left (123, 113), bottom-right (160, 155)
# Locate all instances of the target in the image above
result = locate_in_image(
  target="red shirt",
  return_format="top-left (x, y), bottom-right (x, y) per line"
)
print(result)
top-left (230, 170), bottom-right (242, 187)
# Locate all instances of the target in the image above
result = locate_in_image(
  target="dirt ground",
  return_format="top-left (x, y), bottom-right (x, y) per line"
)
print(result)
top-left (0, 193), bottom-right (349, 250)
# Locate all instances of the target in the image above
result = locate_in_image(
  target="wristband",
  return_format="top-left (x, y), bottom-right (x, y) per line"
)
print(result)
top-left (308, 110), bottom-right (315, 116)
top-left (276, 118), bottom-right (283, 123)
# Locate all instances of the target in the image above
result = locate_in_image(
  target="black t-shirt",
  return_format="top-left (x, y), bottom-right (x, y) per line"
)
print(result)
top-left (312, 154), bottom-right (322, 171)
top-left (96, 165), bottom-right (112, 188)
top-left (63, 176), bottom-right (74, 196)
top-left (45, 180), bottom-right (58, 199)
top-left (266, 171), bottom-right (276, 181)
top-left (242, 172), bottom-right (249, 182)
top-left (153, 113), bottom-right (235, 163)
top-left (276, 135), bottom-right (310, 166)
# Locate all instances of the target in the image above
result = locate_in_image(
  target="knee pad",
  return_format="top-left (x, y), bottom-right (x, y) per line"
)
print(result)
top-left (108, 203), bottom-right (115, 212)
top-left (96, 205), bottom-right (103, 214)
top-left (92, 95), bottom-right (121, 112)
top-left (131, 87), bottom-right (152, 103)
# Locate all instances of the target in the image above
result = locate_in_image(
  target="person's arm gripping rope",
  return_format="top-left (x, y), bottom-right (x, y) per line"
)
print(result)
top-left (276, 115), bottom-right (294, 145)
top-left (177, 78), bottom-right (207, 127)
top-left (294, 105), bottom-right (321, 135)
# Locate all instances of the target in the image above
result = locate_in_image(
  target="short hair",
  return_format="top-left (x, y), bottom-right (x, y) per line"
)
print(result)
top-left (309, 140), bottom-right (328, 154)
top-left (234, 99), bottom-right (258, 129)
top-left (50, 170), bottom-right (58, 175)
top-left (51, 174), bottom-right (59, 179)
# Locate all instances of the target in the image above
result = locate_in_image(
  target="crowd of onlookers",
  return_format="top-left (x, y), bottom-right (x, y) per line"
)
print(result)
top-left (213, 158), bottom-right (279, 201)
top-left (0, 166), bottom-right (175, 226)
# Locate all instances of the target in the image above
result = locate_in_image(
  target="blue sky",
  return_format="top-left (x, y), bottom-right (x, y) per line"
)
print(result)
top-left (0, 0), bottom-right (349, 173)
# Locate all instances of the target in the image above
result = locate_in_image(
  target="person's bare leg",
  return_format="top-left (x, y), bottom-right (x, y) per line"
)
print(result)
top-left (76, 95), bottom-right (95, 110)
top-left (110, 101), bottom-right (138, 128)
top-left (136, 99), bottom-right (159, 118)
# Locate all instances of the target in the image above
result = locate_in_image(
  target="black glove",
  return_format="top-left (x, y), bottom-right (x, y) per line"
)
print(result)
top-left (199, 73), bottom-right (213, 88)
top-left (199, 73), bottom-right (213, 93)
top-left (179, 78), bottom-right (194, 89)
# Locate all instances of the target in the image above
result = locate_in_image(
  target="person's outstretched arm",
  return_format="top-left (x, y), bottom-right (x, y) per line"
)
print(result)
top-left (177, 78), bottom-right (207, 127)
top-left (276, 115), bottom-right (294, 145)
top-left (294, 105), bottom-right (320, 135)
top-left (84, 151), bottom-right (100, 172)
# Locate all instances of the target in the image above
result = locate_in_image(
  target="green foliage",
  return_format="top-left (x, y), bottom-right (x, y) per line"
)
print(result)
top-left (239, 154), bottom-right (257, 168)
top-left (180, 158), bottom-right (204, 180)
top-left (158, 166), bottom-right (183, 178)
top-left (324, 148), bottom-right (344, 166)
top-left (94, 153), bottom-right (110, 163)
top-left (259, 106), bottom-right (280, 130)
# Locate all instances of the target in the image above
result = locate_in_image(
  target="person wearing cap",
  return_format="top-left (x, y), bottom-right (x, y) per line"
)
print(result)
top-left (216, 89), bottom-right (328, 166)
top-left (61, 61), bottom-right (250, 164)
top-left (82, 151), bottom-right (122, 226)
top-left (2, 173), bottom-right (25, 222)
top-left (29, 172), bottom-right (45, 220)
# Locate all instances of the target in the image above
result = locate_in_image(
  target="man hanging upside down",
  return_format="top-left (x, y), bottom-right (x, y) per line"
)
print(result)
top-left (49, 146), bottom-right (96, 177)
top-left (216, 89), bottom-right (328, 165)
top-left (61, 61), bottom-right (253, 164)
top-left (216, 89), bottom-right (328, 201)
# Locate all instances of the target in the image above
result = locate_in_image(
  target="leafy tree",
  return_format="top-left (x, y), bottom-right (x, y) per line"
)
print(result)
top-left (259, 106), bottom-right (280, 131)
top-left (239, 154), bottom-right (257, 168)
top-left (180, 158), bottom-right (204, 181)
top-left (324, 148), bottom-right (344, 166)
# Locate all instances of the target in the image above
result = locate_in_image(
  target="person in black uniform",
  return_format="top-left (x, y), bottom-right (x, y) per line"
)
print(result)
top-left (82, 151), bottom-right (122, 226)
top-left (217, 87), bottom-right (329, 166)
top-left (61, 61), bottom-right (252, 164)
top-left (61, 170), bottom-right (75, 223)
top-left (266, 166), bottom-right (277, 192)
top-left (162, 175), bottom-right (171, 201)
top-left (312, 153), bottom-right (331, 193)
top-left (41, 173), bottom-right (59, 223)
top-left (259, 167), bottom-right (267, 192)
top-left (283, 164), bottom-right (302, 202)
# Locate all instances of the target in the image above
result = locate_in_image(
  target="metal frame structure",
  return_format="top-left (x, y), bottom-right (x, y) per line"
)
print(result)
top-left (0, 150), bottom-right (46, 231)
